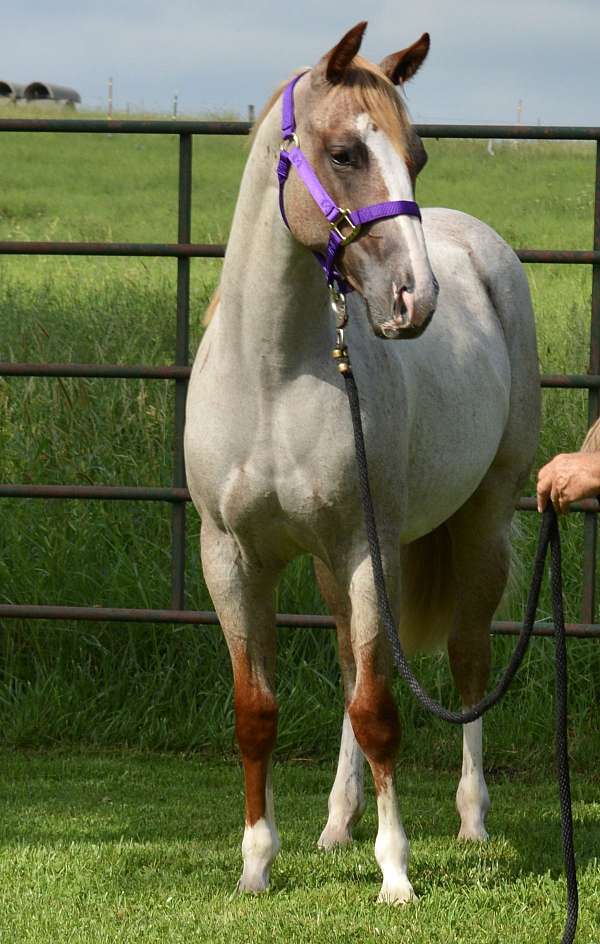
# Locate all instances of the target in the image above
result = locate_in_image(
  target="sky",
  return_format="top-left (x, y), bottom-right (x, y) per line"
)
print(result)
top-left (2, 0), bottom-right (599, 125)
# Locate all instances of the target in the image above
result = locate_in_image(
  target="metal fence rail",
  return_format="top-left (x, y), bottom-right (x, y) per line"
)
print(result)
top-left (1, 118), bottom-right (600, 637)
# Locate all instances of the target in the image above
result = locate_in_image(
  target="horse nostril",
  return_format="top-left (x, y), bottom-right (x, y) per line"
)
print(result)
top-left (392, 283), bottom-right (409, 326)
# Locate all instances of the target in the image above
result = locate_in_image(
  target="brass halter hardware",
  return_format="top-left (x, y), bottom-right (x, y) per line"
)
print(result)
top-left (329, 208), bottom-right (362, 247)
top-left (329, 285), bottom-right (347, 329)
top-left (331, 326), bottom-right (351, 375)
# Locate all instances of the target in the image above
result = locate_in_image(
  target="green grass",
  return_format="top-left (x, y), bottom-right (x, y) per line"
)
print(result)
top-left (0, 125), bottom-right (599, 765)
top-left (0, 752), bottom-right (598, 943)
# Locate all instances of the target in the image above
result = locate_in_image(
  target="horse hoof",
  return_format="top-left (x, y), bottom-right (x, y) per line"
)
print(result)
top-left (377, 879), bottom-right (417, 905)
top-left (317, 824), bottom-right (352, 851)
top-left (235, 872), bottom-right (270, 895)
top-left (457, 823), bottom-right (489, 842)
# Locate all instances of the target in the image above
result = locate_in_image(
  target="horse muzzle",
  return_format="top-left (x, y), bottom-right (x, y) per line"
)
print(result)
top-left (375, 308), bottom-right (435, 340)
top-left (374, 279), bottom-right (438, 340)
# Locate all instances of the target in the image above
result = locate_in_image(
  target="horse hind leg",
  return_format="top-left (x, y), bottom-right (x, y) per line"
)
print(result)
top-left (447, 485), bottom-right (514, 842)
top-left (200, 518), bottom-right (280, 893)
top-left (313, 559), bottom-right (365, 851)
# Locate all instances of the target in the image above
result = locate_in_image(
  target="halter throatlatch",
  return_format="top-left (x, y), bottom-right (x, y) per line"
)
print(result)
top-left (276, 71), bottom-right (422, 324)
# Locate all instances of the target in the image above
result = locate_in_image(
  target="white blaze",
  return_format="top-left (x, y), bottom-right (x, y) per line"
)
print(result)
top-left (355, 113), bottom-right (432, 294)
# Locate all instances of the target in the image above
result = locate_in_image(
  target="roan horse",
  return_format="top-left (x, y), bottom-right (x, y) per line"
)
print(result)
top-left (184, 23), bottom-right (540, 902)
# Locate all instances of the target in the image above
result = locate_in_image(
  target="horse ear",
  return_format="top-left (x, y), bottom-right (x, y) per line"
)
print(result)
top-left (379, 32), bottom-right (430, 86)
top-left (321, 21), bottom-right (368, 84)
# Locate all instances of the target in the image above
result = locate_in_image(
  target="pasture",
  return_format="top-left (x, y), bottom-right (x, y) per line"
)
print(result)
top-left (0, 114), bottom-right (599, 939)
top-left (1, 751), bottom-right (599, 943)
top-left (0, 124), bottom-right (598, 765)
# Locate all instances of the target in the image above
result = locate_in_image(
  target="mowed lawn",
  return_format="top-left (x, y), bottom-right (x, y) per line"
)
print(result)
top-left (0, 751), bottom-right (599, 944)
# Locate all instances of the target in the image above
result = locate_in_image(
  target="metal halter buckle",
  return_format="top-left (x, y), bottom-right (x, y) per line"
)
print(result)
top-left (330, 208), bottom-right (362, 247)
top-left (279, 133), bottom-right (299, 153)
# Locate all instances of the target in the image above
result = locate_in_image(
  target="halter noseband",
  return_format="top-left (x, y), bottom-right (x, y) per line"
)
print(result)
top-left (276, 71), bottom-right (422, 315)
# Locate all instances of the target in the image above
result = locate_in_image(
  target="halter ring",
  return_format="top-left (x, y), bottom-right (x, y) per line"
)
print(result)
top-left (329, 285), bottom-right (348, 328)
top-left (280, 133), bottom-right (299, 153)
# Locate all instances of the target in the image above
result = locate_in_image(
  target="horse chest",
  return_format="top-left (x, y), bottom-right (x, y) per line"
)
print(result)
top-left (188, 348), bottom-right (408, 561)
top-left (216, 438), bottom-right (359, 551)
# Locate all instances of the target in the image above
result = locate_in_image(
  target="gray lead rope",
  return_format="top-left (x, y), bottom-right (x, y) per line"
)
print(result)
top-left (337, 357), bottom-right (578, 943)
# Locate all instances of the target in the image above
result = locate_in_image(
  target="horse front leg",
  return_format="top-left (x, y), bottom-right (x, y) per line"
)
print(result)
top-left (233, 646), bottom-right (279, 893)
top-left (200, 518), bottom-right (280, 893)
top-left (347, 558), bottom-right (415, 905)
top-left (314, 559), bottom-right (365, 851)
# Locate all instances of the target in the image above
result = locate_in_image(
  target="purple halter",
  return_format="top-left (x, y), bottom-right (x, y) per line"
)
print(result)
top-left (276, 72), bottom-right (422, 297)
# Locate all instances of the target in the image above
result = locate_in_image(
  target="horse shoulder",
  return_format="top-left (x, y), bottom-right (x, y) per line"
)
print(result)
top-left (422, 207), bottom-right (536, 341)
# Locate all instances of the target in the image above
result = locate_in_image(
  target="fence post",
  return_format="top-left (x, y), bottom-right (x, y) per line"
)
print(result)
top-left (581, 140), bottom-right (600, 623)
top-left (171, 133), bottom-right (192, 610)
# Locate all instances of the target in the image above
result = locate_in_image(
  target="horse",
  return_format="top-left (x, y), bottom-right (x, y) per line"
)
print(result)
top-left (184, 22), bottom-right (540, 903)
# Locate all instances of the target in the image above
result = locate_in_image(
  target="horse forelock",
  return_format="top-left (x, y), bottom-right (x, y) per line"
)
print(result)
top-left (324, 55), bottom-right (412, 162)
top-left (250, 57), bottom-right (413, 163)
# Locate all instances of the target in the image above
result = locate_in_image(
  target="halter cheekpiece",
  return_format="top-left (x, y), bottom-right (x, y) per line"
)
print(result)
top-left (276, 71), bottom-right (422, 316)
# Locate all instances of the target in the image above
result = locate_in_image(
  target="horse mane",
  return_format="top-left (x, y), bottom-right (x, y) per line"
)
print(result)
top-left (203, 75), bottom-right (306, 328)
top-left (202, 285), bottom-right (221, 327)
top-left (203, 57), bottom-right (413, 328)
top-left (248, 70), bottom-right (307, 148)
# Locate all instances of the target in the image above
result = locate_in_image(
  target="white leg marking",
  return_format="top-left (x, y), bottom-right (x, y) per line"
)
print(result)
top-left (237, 767), bottom-right (280, 893)
top-left (374, 778), bottom-right (416, 905)
top-left (318, 711), bottom-right (365, 850)
top-left (456, 718), bottom-right (490, 841)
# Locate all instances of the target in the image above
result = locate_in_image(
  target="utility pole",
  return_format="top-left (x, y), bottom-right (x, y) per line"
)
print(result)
top-left (107, 77), bottom-right (113, 138)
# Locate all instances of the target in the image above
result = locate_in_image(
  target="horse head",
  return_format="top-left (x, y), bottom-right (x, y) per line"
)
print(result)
top-left (280, 22), bottom-right (439, 340)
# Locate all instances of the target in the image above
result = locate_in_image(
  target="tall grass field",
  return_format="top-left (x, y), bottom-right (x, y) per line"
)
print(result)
top-left (0, 115), bottom-right (599, 773)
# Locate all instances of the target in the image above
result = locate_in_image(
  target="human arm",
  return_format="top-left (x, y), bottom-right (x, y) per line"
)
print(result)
top-left (536, 451), bottom-right (600, 514)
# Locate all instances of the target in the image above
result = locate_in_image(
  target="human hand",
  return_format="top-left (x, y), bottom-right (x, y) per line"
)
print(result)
top-left (536, 452), bottom-right (600, 514)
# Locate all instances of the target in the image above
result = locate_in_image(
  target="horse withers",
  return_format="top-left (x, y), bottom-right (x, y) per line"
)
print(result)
top-left (184, 22), bottom-right (540, 902)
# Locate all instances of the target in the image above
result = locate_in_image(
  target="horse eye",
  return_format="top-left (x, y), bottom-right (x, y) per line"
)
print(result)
top-left (330, 149), bottom-right (353, 168)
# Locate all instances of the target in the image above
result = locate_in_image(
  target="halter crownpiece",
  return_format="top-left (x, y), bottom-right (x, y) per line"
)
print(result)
top-left (276, 71), bottom-right (422, 314)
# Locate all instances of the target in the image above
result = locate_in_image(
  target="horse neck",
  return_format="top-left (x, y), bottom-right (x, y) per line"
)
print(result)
top-left (215, 109), bottom-right (331, 375)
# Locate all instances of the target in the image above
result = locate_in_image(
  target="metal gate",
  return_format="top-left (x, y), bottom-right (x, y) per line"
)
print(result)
top-left (0, 116), bottom-right (599, 639)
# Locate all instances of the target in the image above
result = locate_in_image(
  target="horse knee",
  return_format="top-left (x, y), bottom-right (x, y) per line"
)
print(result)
top-left (234, 672), bottom-right (278, 827)
top-left (234, 682), bottom-right (278, 761)
top-left (448, 633), bottom-right (491, 705)
top-left (348, 675), bottom-right (400, 768)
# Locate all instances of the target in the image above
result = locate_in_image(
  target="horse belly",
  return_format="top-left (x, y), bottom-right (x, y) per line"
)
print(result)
top-left (399, 321), bottom-right (511, 542)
